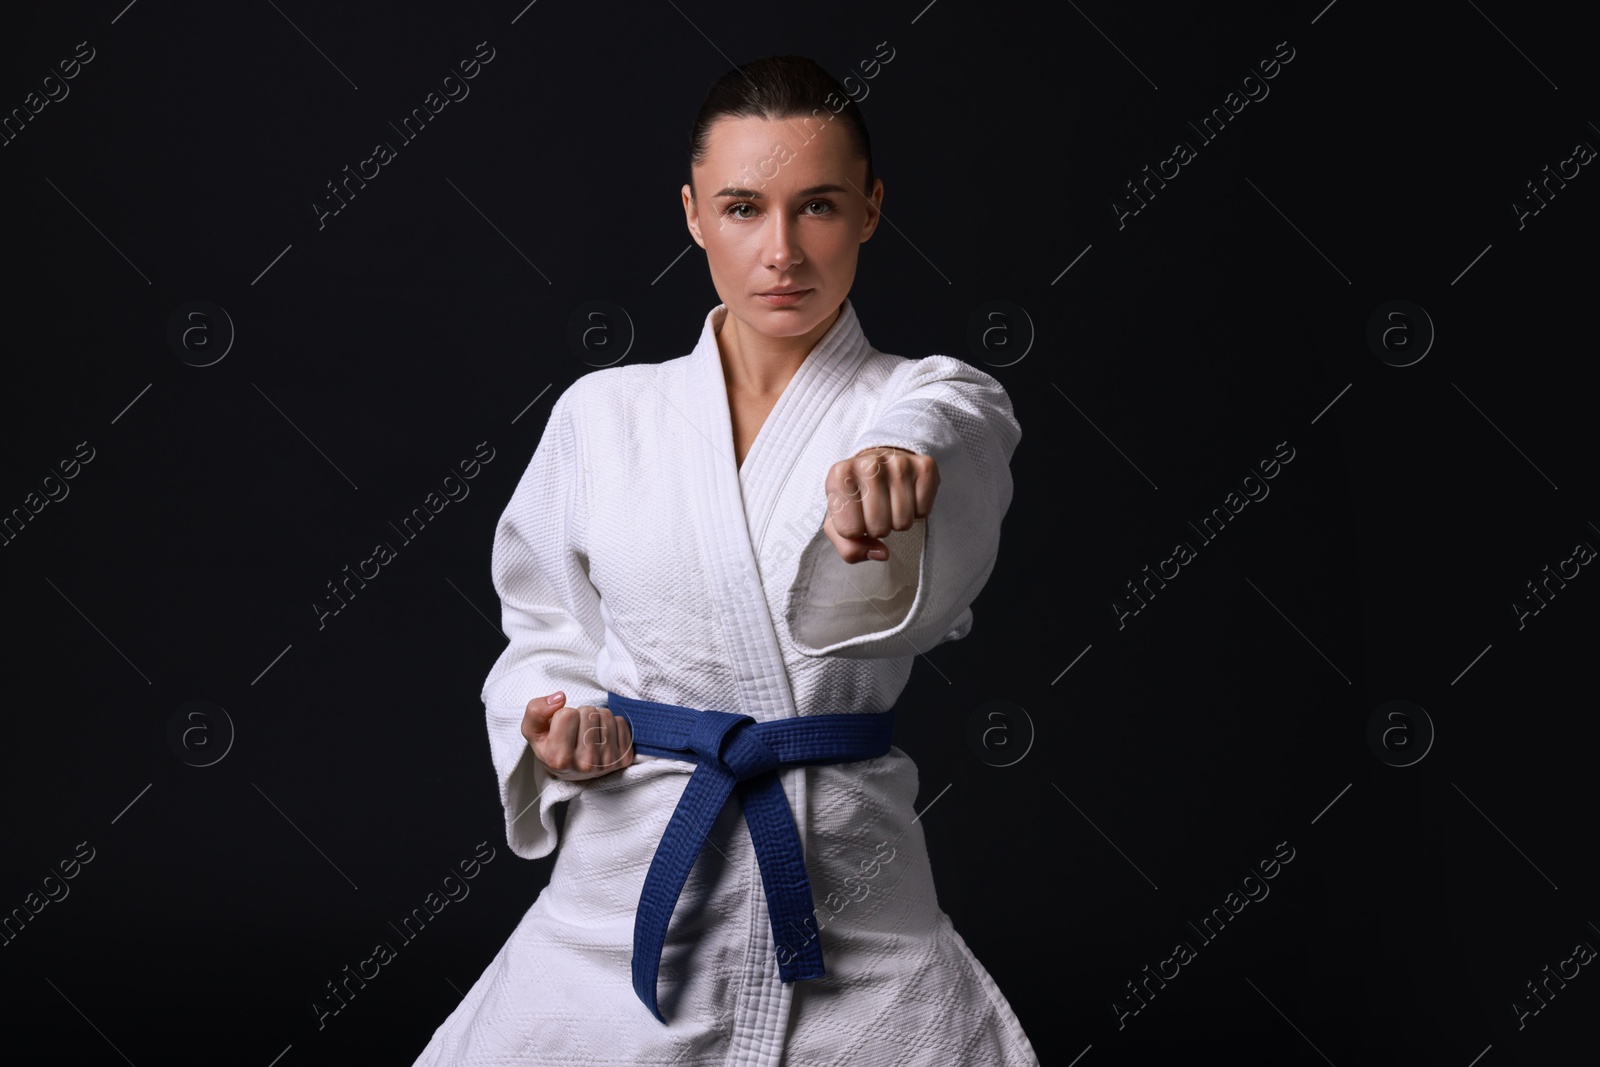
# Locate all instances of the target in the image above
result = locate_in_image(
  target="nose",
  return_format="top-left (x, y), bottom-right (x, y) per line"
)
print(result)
top-left (767, 211), bottom-right (802, 271)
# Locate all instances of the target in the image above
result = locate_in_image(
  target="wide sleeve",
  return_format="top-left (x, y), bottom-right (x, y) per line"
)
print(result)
top-left (782, 354), bottom-right (1021, 659)
top-left (481, 385), bottom-right (610, 860)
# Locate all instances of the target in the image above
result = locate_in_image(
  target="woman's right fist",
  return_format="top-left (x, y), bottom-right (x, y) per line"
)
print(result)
top-left (522, 692), bottom-right (634, 780)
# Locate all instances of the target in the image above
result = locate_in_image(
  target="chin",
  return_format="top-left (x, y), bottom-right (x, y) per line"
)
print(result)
top-left (757, 312), bottom-right (825, 336)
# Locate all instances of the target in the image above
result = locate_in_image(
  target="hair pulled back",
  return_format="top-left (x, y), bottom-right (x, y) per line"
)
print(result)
top-left (687, 55), bottom-right (875, 197)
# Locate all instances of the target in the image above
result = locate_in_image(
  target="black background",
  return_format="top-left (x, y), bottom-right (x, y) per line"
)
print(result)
top-left (2, 2), bottom-right (1595, 1064)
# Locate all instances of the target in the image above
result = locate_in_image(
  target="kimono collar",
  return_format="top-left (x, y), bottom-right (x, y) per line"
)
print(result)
top-left (674, 297), bottom-right (876, 722)
top-left (685, 297), bottom-right (874, 484)
top-left (696, 297), bottom-right (867, 379)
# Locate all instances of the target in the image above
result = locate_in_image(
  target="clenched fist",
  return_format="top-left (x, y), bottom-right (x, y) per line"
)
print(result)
top-left (822, 446), bottom-right (940, 564)
top-left (522, 692), bottom-right (635, 780)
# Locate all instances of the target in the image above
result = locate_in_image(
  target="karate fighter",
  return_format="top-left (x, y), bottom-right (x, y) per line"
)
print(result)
top-left (413, 55), bottom-right (1038, 1066)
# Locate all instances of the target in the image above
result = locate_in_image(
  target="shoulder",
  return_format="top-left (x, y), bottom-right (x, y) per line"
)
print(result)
top-left (559, 361), bottom-right (668, 412)
top-left (546, 361), bottom-right (681, 435)
top-left (853, 346), bottom-right (1021, 455)
top-left (545, 360), bottom-right (691, 461)
top-left (858, 347), bottom-right (1011, 402)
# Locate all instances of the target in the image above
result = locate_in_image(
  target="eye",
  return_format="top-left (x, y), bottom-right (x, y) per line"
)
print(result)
top-left (802, 199), bottom-right (835, 216)
top-left (723, 201), bottom-right (756, 219)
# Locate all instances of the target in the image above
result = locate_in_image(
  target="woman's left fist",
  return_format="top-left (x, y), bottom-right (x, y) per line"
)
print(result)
top-left (822, 446), bottom-right (939, 563)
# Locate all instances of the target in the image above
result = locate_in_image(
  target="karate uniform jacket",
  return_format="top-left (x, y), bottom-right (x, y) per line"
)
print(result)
top-left (412, 298), bottom-right (1038, 1066)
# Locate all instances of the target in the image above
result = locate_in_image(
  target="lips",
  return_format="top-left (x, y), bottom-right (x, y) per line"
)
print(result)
top-left (756, 287), bottom-right (811, 306)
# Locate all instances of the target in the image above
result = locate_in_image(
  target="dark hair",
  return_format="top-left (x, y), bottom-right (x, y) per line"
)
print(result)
top-left (687, 55), bottom-right (875, 199)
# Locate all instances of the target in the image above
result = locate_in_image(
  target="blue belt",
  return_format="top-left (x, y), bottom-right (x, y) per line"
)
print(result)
top-left (604, 691), bottom-right (895, 1022)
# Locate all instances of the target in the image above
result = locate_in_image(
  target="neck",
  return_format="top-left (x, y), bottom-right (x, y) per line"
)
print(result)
top-left (716, 301), bottom-right (844, 396)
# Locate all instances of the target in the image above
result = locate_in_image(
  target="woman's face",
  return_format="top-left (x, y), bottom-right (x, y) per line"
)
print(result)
top-left (682, 114), bottom-right (883, 340)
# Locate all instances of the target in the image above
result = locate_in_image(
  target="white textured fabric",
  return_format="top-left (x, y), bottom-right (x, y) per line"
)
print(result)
top-left (412, 299), bottom-right (1037, 1066)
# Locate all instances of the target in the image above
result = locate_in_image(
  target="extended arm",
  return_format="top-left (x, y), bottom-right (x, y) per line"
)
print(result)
top-left (783, 355), bottom-right (1021, 659)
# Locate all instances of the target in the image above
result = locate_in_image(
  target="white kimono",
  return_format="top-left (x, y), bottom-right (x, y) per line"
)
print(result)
top-left (412, 299), bottom-right (1037, 1066)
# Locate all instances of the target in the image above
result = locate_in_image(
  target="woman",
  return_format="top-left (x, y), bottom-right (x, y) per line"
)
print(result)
top-left (413, 55), bottom-right (1037, 1066)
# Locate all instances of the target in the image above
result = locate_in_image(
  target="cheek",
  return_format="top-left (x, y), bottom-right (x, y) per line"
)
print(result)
top-left (700, 234), bottom-right (751, 296)
top-left (701, 228), bottom-right (735, 270)
top-left (707, 220), bottom-right (760, 264)
top-left (813, 230), bottom-right (859, 274)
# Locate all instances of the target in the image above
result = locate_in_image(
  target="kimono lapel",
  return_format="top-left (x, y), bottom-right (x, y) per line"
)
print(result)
top-left (670, 300), bottom-right (876, 1066)
top-left (679, 304), bottom-right (794, 723)
top-left (738, 300), bottom-right (874, 557)
top-left (676, 299), bottom-right (872, 723)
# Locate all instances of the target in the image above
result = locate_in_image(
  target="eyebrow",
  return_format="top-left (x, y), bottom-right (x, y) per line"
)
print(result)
top-left (710, 184), bottom-right (850, 199)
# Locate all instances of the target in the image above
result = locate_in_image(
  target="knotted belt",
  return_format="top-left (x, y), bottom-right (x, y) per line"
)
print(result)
top-left (603, 691), bottom-right (895, 1022)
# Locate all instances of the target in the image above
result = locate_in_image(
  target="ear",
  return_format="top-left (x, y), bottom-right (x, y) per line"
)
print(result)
top-left (682, 183), bottom-right (706, 249)
top-left (859, 177), bottom-right (884, 243)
